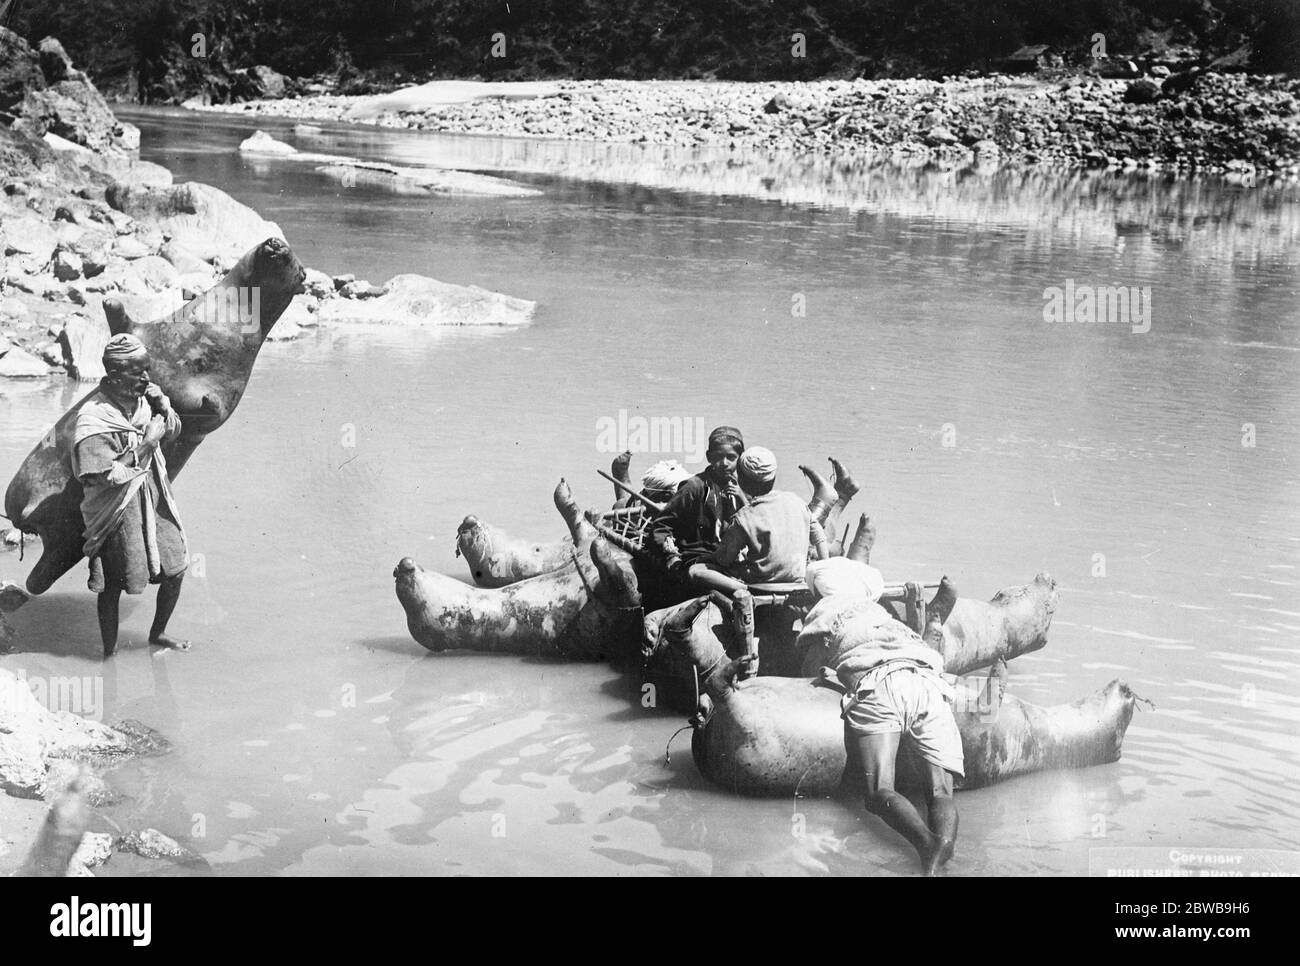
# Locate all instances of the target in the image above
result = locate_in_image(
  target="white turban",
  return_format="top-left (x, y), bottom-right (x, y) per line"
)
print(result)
top-left (805, 557), bottom-right (885, 602)
top-left (738, 446), bottom-right (777, 485)
top-left (641, 460), bottom-right (692, 496)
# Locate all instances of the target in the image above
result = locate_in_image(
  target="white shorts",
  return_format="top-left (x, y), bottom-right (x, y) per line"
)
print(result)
top-left (843, 665), bottom-right (965, 778)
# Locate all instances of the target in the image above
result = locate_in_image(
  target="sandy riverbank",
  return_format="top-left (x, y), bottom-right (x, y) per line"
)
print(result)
top-left (195, 73), bottom-right (1300, 178)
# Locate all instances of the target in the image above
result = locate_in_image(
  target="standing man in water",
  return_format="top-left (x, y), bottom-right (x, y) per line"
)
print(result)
top-left (72, 334), bottom-right (190, 658)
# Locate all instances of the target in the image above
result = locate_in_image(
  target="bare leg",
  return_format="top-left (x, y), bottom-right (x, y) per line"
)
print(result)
top-left (847, 729), bottom-right (938, 873)
top-left (685, 562), bottom-right (746, 597)
top-left (97, 589), bottom-right (121, 659)
top-left (149, 574), bottom-right (190, 650)
top-left (923, 763), bottom-right (958, 874)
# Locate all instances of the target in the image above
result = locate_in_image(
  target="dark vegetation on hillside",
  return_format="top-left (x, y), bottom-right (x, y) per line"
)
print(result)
top-left (7, 0), bottom-right (1299, 102)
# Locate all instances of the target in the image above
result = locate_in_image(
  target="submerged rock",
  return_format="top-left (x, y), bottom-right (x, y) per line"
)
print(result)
top-left (58, 312), bottom-right (110, 381)
top-left (239, 130), bottom-right (296, 155)
top-left (116, 828), bottom-right (207, 868)
top-left (0, 667), bottom-right (156, 800)
top-left (70, 831), bottom-right (113, 873)
top-left (0, 344), bottom-right (53, 378)
top-left (317, 273), bottom-right (535, 327)
top-left (315, 159), bottom-right (541, 197)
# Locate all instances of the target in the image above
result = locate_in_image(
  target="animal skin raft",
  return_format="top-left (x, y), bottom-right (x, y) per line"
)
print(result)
top-left (393, 457), bottom-right (1142, 797)
top-left (5, 238), bottom-right (306, 597)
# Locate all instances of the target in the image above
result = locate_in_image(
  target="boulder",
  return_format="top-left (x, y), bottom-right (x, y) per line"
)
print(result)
top-left (46, 136), bottom-right (168, 187)
top-left (924, 125), bottom-right (959, 147)
top-left (133, 255), bottom-right (184, 294)
top-left (176, 271), bottom-right (218, 298)
top-left (1124, 79), bottom-right (1161, 104)
top-left (0, 345), bottom-right (52, 378)
top-left (1096, 58), bottom-right (1142, 79)
top-left (0, 28), bottom-right (44, 112)
top-left (0, 726), bottom-right (45, 797)
top-left (52, 249), bottom-right (82, 281)
top-left (112, 235), bottom-right (152, 259)
top-left (77, 245), bottom-right (109, 278)
top-left (159, 240), bottom-right (211, 275)
top-left (58, 312), bottom-right (110, 381)
top-left (37, 37), bottom-right (76, 85)
top-left (18, 76), bottom-right (137, 156)
top-left (302, 267), bottom-right (334, 298)
top-left (70, 832), bottom-right (114, 872)
top-left (317, 273), bottom-right (536, 327)
top-left (105, 181), bottom-right (285, 263)
top-left (763, 93), bottom-right (792, 114)
top-left (266, 293), bottom-right (317, 342)
top-left (117, 828), bottom-right (206, 867)
top-left (239, 130), bottom-right (296, 155)
top-left (340, 279), bottom-right (383, 299)
top-left (2, 213), bottom-right (58, 263)
top-left (249, 65), bottom-right (289, 99)
top-left (4, 273), bottom-right (55, 298)
top-left (0, 667), bottom-right (136, 799)
top-left (0, 296), bottom-right (28, 320)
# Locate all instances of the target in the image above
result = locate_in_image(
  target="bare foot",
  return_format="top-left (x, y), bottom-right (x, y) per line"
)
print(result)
top-left (149, 633), bottom-right (191, 651)
top-left (921, 835), bottom-right (945, 876)
top-left (937, 836), bottom-right (956, 866)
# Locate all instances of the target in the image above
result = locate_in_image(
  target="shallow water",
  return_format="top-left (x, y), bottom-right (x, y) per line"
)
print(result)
top-left (2, 106), bottom-right (1297, 875)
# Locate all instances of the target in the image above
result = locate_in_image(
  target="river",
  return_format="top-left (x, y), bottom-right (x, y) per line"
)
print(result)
top-left (1, 105), bottom-right (1297, 875)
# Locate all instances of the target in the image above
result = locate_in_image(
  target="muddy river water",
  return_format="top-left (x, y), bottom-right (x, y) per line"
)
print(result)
top-left (2, 106), bottom-right (1297, 875)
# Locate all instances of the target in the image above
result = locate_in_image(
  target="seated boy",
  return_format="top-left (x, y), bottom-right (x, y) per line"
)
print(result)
top-left (708, 446), bottom-right (829, 588)
top-left (651, 425), bottom-right (749, 579)
top-left (694, 446), bottom-right (829, 669)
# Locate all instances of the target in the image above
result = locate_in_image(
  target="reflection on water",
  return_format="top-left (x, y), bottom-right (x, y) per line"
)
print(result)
top-left (0, 106), bottom-right (1295, 875)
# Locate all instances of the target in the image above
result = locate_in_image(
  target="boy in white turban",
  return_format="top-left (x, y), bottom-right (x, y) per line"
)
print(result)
top-left (687, 446), bottom-right (829, 676)
top-left (710, 446), bottom-right (828, 586)
top-left (72, 334), bottom-right (190, 657)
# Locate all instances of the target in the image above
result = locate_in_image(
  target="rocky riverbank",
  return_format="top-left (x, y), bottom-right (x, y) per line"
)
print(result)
top-left (1, 29), bottom-right (536, 417)
top-left (0, 27), bottom-right (536, 875)
top-left (197, 72), bottom-right (1300, 178)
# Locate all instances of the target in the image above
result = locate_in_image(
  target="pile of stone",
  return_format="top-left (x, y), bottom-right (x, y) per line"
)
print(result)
top-left (202, 71), bottom-right (1300, 178)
